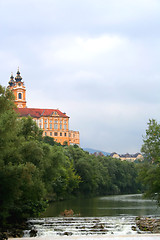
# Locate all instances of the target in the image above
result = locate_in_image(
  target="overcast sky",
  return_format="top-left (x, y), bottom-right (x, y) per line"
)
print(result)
top-left (1, 0), bottom-right (160, 154)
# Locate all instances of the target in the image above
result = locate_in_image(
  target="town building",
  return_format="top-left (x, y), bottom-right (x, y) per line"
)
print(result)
top-left (8, 68), bottom-right (80, 146)
top-left (110, 152), bottom-right (143, 162)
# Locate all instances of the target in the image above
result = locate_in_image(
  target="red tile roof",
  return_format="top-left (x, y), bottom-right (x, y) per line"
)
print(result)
top-left (17, 108), bottom-right (69, 118)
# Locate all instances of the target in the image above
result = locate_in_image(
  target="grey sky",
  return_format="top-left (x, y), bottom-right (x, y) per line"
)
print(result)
top-left (1, 0), bottom-right (160, 153)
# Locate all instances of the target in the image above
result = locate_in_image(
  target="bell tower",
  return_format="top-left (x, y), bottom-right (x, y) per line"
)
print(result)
top-left (8, 68), bottom-right (27, 108)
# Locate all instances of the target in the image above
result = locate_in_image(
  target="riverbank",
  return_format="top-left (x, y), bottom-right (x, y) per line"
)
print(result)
top-left (8, 234), bottom-right (160, 240)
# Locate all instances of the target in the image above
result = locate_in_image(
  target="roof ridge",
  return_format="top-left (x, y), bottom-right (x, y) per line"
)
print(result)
top-left (17, 108), bottom-right (69, 118)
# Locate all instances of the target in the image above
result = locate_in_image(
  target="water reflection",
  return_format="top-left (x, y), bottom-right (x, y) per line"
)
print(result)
top-left (41, 194), bottom-right (160, 218)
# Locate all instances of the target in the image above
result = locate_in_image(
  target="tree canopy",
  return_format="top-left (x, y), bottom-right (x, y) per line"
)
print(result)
top-left (139, 119), bottom-right (160, 204)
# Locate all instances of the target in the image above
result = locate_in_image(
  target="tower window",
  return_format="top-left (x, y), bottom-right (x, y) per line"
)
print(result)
top-left (18, 93), bottom-right (22, 99)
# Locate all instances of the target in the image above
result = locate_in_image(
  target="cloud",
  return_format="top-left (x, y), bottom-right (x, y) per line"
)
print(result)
top-left (37, 35), bottom-right (126, 67)
top-left (1, 0), bottom-right (160, 38)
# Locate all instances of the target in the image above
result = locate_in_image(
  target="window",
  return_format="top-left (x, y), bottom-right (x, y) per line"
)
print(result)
top-left (50, 120), bottom-right (52, 123)
top-left (44, 124), bottom-right (47, 129)
top-left (64, 124), bottom-right (66, 130)
top-left (39, 124), bottom-right (42, 129)
top-left (49, 124), bottom-right (52, 129)
top-left (45, 132), bottom-right (47, 136)
top-left (54, 132), bottom-right (58, 136)
top-left (44, 120), bottom-right (47, 123)
top-left (60, 132), bottom-right (62, 136)
top-left (60, 124), bottom-right (62, 129)
top-left (54, 120), bottom-right (58, 123)
top-left (60, 121), bottom-right (62, 123)
top-left (64, 133), bottom-right (67, 136)
top-left (64, 120), bottom-right (66, 124)
top-left (54, 124), bottom-right (58, 129)
top-left (50, 132), bottom-right (52, 136)
top-left (18, 93), bottom-right (22, 99)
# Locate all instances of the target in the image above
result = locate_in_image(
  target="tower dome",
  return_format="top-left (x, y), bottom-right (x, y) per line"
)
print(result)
top-left (8, 68), bottom-right (27, 108)
top-left (15, 67), bottom-right (22, 82)
top-left (8, 72), bottom-right (15, 87)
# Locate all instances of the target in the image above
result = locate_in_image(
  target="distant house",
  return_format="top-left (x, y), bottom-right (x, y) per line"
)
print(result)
top-left (110, 152), bottom-right (143, 162)
top-left (110, 152), bottom-right (120, 159)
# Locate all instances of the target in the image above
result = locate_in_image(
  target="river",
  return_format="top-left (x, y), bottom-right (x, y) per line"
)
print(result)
top-left (24, 194), bottom-right (160, 237)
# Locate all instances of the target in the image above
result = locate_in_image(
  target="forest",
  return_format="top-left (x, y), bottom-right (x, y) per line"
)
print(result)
top-left (0, 84), bottom-right (142, 228)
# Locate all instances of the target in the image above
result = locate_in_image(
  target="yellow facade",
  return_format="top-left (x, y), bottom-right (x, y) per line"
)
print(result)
top-left (69, 130), bottom-right (80, 145)
top-left (39, 117), bottom-right (80, 146)
top-left (8, 69), bottom-right (80, 146)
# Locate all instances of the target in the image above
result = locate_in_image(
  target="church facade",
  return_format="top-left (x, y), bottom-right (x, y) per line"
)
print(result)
top-left (8, 69), bottom-right (80, 146)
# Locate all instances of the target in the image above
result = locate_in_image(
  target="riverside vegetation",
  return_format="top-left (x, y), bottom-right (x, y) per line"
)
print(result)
top-left (0, 84), bottom-right (160, 237)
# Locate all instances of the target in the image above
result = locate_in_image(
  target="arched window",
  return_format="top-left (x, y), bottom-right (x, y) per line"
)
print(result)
top-left (18, 93), bottom-right (22, 99)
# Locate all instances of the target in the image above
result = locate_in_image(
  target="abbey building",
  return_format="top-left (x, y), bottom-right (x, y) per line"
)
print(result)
top-left (8, 69), bottom-right (80, 146)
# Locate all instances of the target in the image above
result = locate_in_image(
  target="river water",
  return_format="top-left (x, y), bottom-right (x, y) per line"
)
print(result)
top-left (25, 194), bottom-right (160, 237)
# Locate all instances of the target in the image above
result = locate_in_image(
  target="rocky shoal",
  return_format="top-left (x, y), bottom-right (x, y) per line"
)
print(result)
top-left (136, 217), bottom-right (160, 233)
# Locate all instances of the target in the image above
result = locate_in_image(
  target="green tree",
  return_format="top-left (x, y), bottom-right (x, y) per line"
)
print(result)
top-left (139, 119), bottom-right (160, 203)
top-left (43, 136), bottom-right (61, 146)
top-left (0, 85), bottom-right (46, 226)
top-left (141, 119), bottom-right (160, 163)
top-left (0, 85), bottom-right (19, 162)
top-left (42, 145), bottom-right (80, 200)
top-left (19, 116), bottom-right (43, 141)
